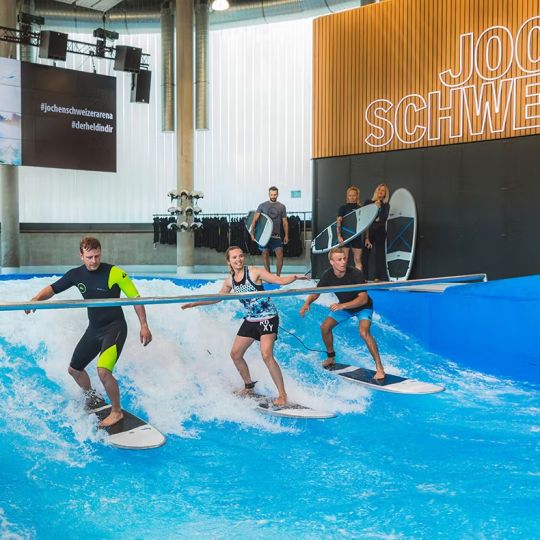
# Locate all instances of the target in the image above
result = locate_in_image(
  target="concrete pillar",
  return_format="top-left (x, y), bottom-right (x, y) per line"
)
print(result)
top-left (175, 0), bottom-right (195, 273)
top-left (0, 0), bottom-right (20, 272)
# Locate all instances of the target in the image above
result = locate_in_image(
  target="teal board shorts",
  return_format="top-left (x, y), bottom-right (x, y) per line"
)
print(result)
top-left (328, 307), bottom-right (373, 324)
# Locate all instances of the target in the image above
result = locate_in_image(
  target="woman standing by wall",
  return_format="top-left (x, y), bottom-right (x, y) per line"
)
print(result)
top-left (337, 186), bottom-right (363, 270)
top-left (362, 184), bottom-right (390, 281)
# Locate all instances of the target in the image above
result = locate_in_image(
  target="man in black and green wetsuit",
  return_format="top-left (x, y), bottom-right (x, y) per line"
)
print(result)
top-left (26, 237), bottom-right (152, 427)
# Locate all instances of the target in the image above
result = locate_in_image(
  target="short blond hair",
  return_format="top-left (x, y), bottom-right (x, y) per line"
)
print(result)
top-left (346, 186), bottom-right (360, 204)
top-left (328, 247), bottom-right (346, 261)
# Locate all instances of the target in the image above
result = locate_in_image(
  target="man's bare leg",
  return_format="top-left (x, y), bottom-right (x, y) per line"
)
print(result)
top-left (320, 317), bottom-right (339, 367)
top-left (275, 248), bottom-right (284, 277)
top-left (359, 319), bottom-right (385, 379)
top-left (97, 367), bottom-right (124, 427)
top-left (262, 250), bottom-right (271, 272)
top-left (68, 365), bottom-right (92, 392)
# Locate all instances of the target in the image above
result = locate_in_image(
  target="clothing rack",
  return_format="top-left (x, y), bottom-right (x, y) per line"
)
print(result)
top-left (152, 212), bottom-right (311, 255)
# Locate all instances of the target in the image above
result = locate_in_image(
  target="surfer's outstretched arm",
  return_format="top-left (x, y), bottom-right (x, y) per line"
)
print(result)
top-left (25, 285), bottom-right (56, 314)
top-left (181, 278), bottom-right (232, 310)
top-left (249, 266), bottom-right (306, 286)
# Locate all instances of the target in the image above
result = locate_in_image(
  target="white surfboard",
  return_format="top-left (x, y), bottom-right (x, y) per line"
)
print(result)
top-left (247, 393), bottom-right (336, 419)
top-left (246, 211), bottom-right (273, 248)
top-left (326, 363), bottom-right (445, 395)
top-left (386, 188), bottom-right (417, 281)
top-left (311, 204), bottom-right (378, 254)
top-left (89, 399), bottom-right (166, 449)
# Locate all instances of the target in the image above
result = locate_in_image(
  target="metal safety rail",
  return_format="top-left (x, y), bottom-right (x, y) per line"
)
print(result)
top-left (0, 274), bottom-right (487, 312)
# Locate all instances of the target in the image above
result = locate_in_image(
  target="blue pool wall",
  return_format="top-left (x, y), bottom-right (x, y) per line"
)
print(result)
top-left (371, 275), bottom-right (540, 384)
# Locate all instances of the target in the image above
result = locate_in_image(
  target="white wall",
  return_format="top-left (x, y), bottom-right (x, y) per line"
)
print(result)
top-left (16, 18), bottom-right (313, 223)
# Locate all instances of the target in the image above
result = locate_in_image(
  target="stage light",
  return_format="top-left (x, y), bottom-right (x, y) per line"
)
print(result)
top-left (93, 28), bottom-right (119, 41)
top-left (18, 12), bottom-right (45, 26)
top-left (211, 0), bottom-right (230, 11)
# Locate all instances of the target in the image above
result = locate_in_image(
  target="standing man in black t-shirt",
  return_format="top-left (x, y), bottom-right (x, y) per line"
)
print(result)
top-left (25, 237), bottom-right (152, 427)
top-left (299, 247), bottom-right (385, 380)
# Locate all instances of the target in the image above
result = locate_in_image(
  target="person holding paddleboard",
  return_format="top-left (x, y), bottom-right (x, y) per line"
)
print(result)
top-left (250, 186), bottom-right (289, 276)
top-left (362, 183), bottom-right (390, 281)
top-left (299, 247), bottom-right (385, 381)
top-left (25, 237), bottom-right (153, 428)
top-left (182, 246), bottom-right (306, 406)
top-left (337, 186), bottom-right (363, 270)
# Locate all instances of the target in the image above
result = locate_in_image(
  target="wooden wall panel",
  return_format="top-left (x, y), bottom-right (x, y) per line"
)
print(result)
top-left (313, 0), bottom-right (540, 158)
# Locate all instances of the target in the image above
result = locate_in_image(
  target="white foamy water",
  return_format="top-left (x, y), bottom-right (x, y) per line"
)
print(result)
top-left (0, 277), bottom-right (371, 446)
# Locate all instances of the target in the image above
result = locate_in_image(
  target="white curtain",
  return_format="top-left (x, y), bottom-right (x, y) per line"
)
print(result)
top-left (16, 19), bottom-right (312, 222)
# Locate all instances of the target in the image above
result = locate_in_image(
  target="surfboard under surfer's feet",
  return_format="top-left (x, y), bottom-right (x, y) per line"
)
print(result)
top-left (99, 410), bottom-right (124, 428)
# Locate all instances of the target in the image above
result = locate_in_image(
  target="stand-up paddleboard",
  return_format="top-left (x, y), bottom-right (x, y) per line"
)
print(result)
top-left (386, 188), bottom-right (417, 281)
top-left (244, 393), bottom-right (336, 419)
top-left (326, 363), bottom-right (445, 394)
top-left (311, 204), bottom-right (378, 254)
top-left (88, 397), bottom-right (166, 449)
top-left (246, 211), bottom-right (273, 248)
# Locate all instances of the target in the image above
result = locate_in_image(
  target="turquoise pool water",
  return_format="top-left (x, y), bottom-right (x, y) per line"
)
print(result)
top-left (0, 276), bottom-right (538, 538)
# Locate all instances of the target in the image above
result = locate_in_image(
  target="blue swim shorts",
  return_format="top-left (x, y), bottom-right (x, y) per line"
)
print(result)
top-left (261, 236), bottom-right (283, 251)
top-left (328, 307), bottom-right (373, 324)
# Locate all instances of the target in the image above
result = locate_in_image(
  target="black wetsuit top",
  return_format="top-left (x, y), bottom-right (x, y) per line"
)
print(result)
top-left (51, 263), bottom-right (139, 328)
top-left (317, 266), bottom-right (373, 314)
top-left (338, 202), bottom-right (361, 218)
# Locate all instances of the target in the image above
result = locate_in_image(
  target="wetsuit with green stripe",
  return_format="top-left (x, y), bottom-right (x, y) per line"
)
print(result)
top-left (51, 263), bottom-right (140, 372)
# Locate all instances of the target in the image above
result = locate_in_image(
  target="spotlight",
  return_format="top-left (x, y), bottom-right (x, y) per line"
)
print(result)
top-left (93, 28), bottom-right (119, 41)
top-left (95, 38), bottom-right (106, 58)
top-left (179, 221), bottom-right (189, 231)
top-left (184, 206), bottom-right (194, 216)
top-left (168, 206), bottom-right (183, 215)
top-left (167, 189), bottom-right (179, 199)
top-left (18, 12), bottom-right (45, 26)
top-left (190, 222), bottom-right (203, 231)
top-left (211, 0), bottom-right (230, 11)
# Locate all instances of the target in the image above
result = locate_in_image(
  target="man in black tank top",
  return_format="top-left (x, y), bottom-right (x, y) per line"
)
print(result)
top-left (26, 237), bottom-right (152, 427)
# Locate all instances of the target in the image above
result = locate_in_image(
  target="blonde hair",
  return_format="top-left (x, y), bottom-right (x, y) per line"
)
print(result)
top-left (346, 186), bottom-right (360, 204)
top-left (371, 183), bottom-right (390, 203)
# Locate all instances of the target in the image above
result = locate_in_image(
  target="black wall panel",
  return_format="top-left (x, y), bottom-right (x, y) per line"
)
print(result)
top-left (313, 157), bottom-right (351, 277)
top-left (312, 135), bottom-right (540, 280)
